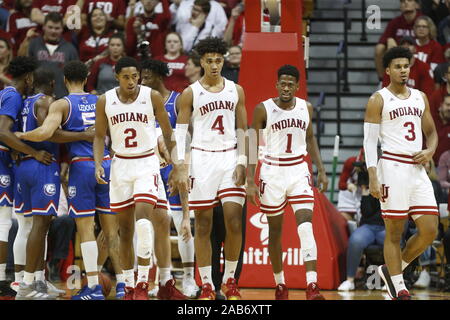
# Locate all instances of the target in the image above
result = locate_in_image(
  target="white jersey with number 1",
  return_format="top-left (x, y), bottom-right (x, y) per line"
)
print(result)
top-left (105, 85), bottom-right (157, 156)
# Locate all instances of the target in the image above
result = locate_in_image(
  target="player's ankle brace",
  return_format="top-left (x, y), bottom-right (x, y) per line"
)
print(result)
top-left (136, 219), bottom-right (152, 259)
top-left (0, 206), bottom-right (12, 242)
top-left (297, 222), bottom-right (317, 264)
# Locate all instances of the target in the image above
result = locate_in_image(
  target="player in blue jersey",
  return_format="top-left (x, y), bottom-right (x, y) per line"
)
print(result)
top-left (17, 61), bottom-right (124, 300)
top-left (0, 57), bottom-right (54, 300)
top-left (140, 59), bottom-right (197, 298)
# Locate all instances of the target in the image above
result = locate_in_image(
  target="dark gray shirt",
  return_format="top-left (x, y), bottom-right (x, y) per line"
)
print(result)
top-left (28, 36), bottom-right (79, 99)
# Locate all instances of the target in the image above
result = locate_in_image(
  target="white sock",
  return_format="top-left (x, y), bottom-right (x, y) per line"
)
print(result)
top-left (391, 274), bottom-right (407, 294)
top-left (198, 266), bottom-right (214, 289)
top-left (123, 269), bottom-right (135, 288)
top-left (274, 271), bottom-right (285, 285)
top-left (137, 265), bottom-right (150, 283)
top-left (15, 271), bottom-right (24, 283)
top-left (116, 273), bottom-right (125, 284)
top-left (183, 267), bottom-right (194, 280)
top-left (172, 211), bottom-right (195, 263)
top-left (81, 241), bottom-right (99, 286)
top-left (401, 260), bottom-right (409, 271)
top-left (98, 265), bottom-right (103, 272)
top-left (222, 260), bottom-right (238, 283)
top-left (34, 269), bottom-right (45, 282)
top-left (159, 267), bottom-right (171, 285)
top-left (23, 271), bottom-right (34, 285)
top-left (306, 271), bottom-right (317, 285)
top-left (0, 263), bottom-right (6, 281)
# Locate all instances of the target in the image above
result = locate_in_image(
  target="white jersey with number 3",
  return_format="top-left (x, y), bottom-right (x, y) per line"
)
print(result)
top-left (262, 97), bottom-right (309, 159)
top-left (378, 87), bottom-right (425, 155)
top-left (105, 85), bottom-right (157, 155)
top-left (190, 78), bottom-right (239, 151)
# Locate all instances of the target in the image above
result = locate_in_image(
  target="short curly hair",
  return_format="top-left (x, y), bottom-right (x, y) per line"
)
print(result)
top-left (115, 56), bottom-right (139, 74)
top-left (7, 56), bottom-right (38, 79)
top-left (278, 64), bottom-right (300, 82)
top-left (64, 60), bottom-right (88, 82)
top-left (140, 59), bottom-right (169, 77)
top-left (194, 37), bottom-right (227, 57)
top-left (383, 46), bottom-right (412, 68)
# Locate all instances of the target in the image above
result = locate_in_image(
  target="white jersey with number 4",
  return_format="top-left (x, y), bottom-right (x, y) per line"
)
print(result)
top-left (262, 97), bottom-right (309, 160)
top-left (377, 87), bottom-right (425, 156)
top-left (105, 85), bottom-right (157, 156)
top-left (190, 78), bottom-right (239, 151)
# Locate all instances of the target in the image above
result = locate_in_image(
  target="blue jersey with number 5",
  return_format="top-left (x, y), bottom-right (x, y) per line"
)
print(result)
top-left (62, 93), bottom-right (108, 158)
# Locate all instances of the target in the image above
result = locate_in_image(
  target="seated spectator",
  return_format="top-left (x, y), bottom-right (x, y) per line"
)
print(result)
top-left (382, 38), bottom-right (435, 99)
top-left (414, 16), bottom-right (444, 71)
top-left (125, 0), bottom-right (171, 60)
top-left (18, 12), bottom-right (79, 98)
top-left (337, 193), bottom-right (385, 291)
top-left (81, 0), bottom-right (125, 30)
top-left (336, 150), bottom-right (366, 222)
top-left (154, 32), bottom-right (190, 93)
top-left (223, 1), bottom-right (244, 47)
top-left (221, 45), bottom-right (241, 83)
top-left (433, 94), bottom-right (450, 164)
top-left (438, 149), bottom-right (450, 193)
top-left (184, 51), bottom-right (201, 84)
top-left (30, 0), bottom-right (76, 26)
top-left (375, 0), bottom-right (421, 81)
top-left (175, 0), bottom-right (227, 52)
top-left (0, 0), bottom-right (13, 30)
top-left (86, 33), bottom-right (125, 95)
top-left (7, 0), bottom-right (38, 55)
top-left (0, 38), bottom-right (12, 89)
top-left (78, 7), bottom-right (114, 62)
top-left (421, 0), bottom-right (450, 27)
top-left (433, 48), bottom-right (450, 87)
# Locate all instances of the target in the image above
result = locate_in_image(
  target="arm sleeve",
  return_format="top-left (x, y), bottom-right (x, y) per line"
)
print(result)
top-left (125, 17), bottom-right (137, 57)
top-left (363, 122), bottom-right (380, 168)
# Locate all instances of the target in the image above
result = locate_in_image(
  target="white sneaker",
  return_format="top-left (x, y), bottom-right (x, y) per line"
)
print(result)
top-left (46, 280), bottom-right (65, 296)
top-left (182, 278), bottom-right (199, 298)
top-left (148, 286), bottom-right (159, 297)
top-left (414, 270), bottom-right (431, 288)
top-left (337, 280), bottom-right (355, 291)
top-left (10, 281), bottom-right (19, 292)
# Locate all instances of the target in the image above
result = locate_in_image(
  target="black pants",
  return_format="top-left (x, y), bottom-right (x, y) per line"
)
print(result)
top-left (211, 202), bottom-right (246, 289)
top-left (47, 215), bottom-right (76, 262)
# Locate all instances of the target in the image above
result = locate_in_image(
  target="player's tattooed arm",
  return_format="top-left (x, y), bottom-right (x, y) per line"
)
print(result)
top-left (247, 102), bottom-right (266, 206)
top-left (363, 92), bottom-right (383, 199)
top-left (234, 84), bottom-right (248, 187)
top-left (414, 92), bottom-right (438, 165)
top-left (0, 115), bottom-right (53, 165)
top-left (94, 95), bottom-right (108, 184)
top-left (305, 101), bottom-right (328, 193)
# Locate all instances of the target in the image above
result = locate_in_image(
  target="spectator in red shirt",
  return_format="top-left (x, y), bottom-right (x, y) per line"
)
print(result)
top-left (77, 7), bottom-right (114, 62)
top-left (126, 0), bottom-right (171, 60)
top-left (7, 0), bottom-right (38, 55)
top-left (86, 33), bottom-right (125, 95)
top-left (414, 15), bottom-right (445, 71)
top-left (382, 37), bottom-right (435, 99)
top-left (154, 32), bottom-right (190, 93)
top-left (81, 0), bottom-right (125, 30)
top-left (0, 37), bottom-right (12, 89)
top-left (30, 0), bottom-right (77, 26)
top-left (223, 1), bottom-right (244, 47)
top-left (375, 0), bottom-right (421, 80)
top-left (433, 94), bottom-right (450, 164)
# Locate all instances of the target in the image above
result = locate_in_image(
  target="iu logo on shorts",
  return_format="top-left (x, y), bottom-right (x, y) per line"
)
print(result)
top-left (381, 184), bottom-right (389, 202)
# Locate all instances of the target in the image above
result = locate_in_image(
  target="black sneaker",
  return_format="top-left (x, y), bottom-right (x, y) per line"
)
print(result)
top-left (377, 265), bottom-right (397, 300)
top-left (0, 281), bottom-right (16, 300)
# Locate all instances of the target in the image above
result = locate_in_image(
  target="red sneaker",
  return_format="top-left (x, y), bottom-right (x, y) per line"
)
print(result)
top-left (275, 284), bottom-right (289, 300)
top-left (198, 283), bottom-right (216, 300)
top-left (124, 287), bottom-right (134, 300)
top-left (306, 282), bottom-right (325, 300)
top-left (221, 278), bottom-right (242, 300)
top-left (133, 282), bottom-right (149, 300)
top-left (157, 279), bottom-right (187, 300)
top-left (396, 290), bottom-right (411, 300)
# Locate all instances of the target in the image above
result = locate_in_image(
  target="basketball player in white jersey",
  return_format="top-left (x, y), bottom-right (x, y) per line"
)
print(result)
top-left (247, 65), bottom-right (328, 300)
top-left (364, 46), bottom-right (439, 300)
top-left (93, 57), bottom-right (187, 300)
top-left (176, 37), bottom-right (248, 300)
